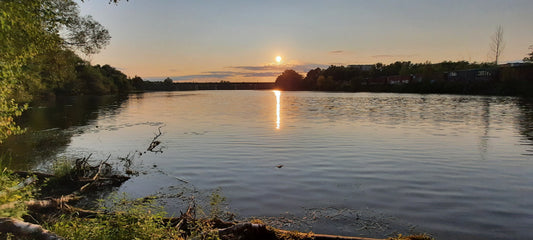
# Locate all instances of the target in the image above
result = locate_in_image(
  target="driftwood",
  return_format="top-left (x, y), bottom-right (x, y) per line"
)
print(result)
top-left (217, 223), bottom-right (384, 240)
top-left (0, 167), bottom-right (131, 239)
top-left (0, 217), bottom-right (63, 240)
top-left (146, 126), bottom-right (163, 153)
top-left (2, 164), bottom-right (130, 220)
top-left (0, 194), bottom-right (81, 212)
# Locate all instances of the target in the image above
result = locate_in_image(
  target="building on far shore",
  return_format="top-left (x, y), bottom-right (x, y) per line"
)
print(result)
top-left (348, 64), bottom-right (373, 71)
top-left (446, 69), bottom-right (497, 82)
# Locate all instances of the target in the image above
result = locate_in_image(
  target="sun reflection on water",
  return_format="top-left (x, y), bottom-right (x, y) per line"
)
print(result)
top-left (273, 90), bottom-right (281, 129)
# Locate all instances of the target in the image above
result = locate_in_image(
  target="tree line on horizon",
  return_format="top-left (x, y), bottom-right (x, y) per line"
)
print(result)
top-left (275, 60), bottom-right (533, 96)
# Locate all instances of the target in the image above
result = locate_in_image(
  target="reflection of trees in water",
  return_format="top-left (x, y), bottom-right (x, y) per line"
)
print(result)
top-left (516, 98), bottom-right (533, 144)
top-left (0, 95), bottom-right (129, 170)
top-left (478, 98), bottom-right (490, 156)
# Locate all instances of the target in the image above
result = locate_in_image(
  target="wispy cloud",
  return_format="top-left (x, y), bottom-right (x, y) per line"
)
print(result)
top-left (371, 54), bottom-right (418, 58)
top-left (149, 63), bottom-right (330, 82)
top-left (242, 72), bottom-right (279, 78)
top-left (229, 63), bottom-right (329, 73)
top-left (170, 73), bottom-right (235, 81)
top-left (229, 65), bottom-right (284, 71)
top-left (329, 50), bottom-right (344, 54)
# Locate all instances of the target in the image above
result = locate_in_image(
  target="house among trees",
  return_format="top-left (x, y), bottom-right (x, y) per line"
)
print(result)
top-left (446, 69), bottom-right (497, 82)
top-left (348, 64), bottom-right (373, 71)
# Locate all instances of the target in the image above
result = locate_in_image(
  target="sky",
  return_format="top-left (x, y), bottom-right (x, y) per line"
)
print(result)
top-left (76, 0), bottom-right (533, 82)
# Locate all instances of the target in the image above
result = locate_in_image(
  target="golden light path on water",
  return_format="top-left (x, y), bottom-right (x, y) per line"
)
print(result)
top-left (273, 90), bottom-right (281, 129)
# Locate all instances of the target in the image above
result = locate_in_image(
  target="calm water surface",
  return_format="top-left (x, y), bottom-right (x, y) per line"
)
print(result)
top-left (5, 91), bottom-right (533, 239)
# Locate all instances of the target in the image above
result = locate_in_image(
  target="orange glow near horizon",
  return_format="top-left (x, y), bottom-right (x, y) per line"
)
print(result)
top-left (273, 90), bottom-right (281, 129)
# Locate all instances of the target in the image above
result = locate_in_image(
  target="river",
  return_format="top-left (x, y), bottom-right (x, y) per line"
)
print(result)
top-left (3, 90), bottom-right (533, 239)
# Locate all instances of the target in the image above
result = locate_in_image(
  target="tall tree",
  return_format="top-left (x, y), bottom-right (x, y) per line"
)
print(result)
top-left (490, 25), bottom-right (505, 65)
top-left (0, 0), bottom-right (110, 142)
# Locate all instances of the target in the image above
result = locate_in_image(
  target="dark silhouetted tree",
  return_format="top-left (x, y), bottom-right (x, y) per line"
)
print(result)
top-left (317, 75), bottom-right (335, 91)
top-left (524, 45), bottom-right (533, 63)
top-left (164, 77), bottom-right (174, 84)
top-left (131, 76), bottom-right (144, 89)
top-left (275, 70), bottom-right (304, 90)
top-left (303, 68), bottom-right (322, 90)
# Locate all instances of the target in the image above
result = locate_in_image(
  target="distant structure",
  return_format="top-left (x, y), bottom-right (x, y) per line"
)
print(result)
top-left (446, 69), bottom-right (496, 82)
top-left (348, 64), bottom-right (373, 71)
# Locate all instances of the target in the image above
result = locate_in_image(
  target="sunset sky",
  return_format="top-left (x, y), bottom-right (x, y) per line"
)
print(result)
top-left (77, 0), bottom-right (533, 82)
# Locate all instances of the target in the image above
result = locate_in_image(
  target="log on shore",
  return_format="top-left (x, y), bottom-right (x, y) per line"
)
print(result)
top-left (0, 217), bottom-right (63, 240)
top-left (217, 223), bottom-right (385, 240)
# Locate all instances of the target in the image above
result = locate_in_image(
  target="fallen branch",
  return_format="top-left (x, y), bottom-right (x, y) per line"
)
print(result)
top-left (0, 217), bottom-right (63, 240)
top-left (78, 175), bottom-right (130, 192)
top-left (147, 126), bottom-right (163, 153)
top-left (1, 173), bottom-right (129, 213)
top-left (217, 223), bottom-right (385, 240)
top-left (217, 223), bottom-right (275, 240)
top-left (92, 155), bottom-right (111, 181)
top-left (0, 193), bottom-right (81, 212)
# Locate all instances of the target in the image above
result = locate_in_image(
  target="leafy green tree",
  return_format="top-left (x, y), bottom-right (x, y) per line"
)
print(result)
top-left (0, 1), bottom-right (52, 142)
top-left (0, 0), bottom-right (110, 142)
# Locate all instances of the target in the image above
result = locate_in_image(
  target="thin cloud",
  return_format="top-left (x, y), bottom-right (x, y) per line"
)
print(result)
top-left (372, 54), bottom-right (418, 58)
top-left (242, 72), bottom-right (279, 78)
top-left (156, 63), bottom-right (331, 82)
top-left (329, 50), bottom-right (344, 54)
top-left (292, 63), bottom-right (329, 72)
top-left (230, 65), bottom-right (284, 71)
top-left (230, 63), bottom-right (329, 73)
top-left (204, 71), bottom-right (237, 75)
top-left (170, 73), bottom-right (235, 81)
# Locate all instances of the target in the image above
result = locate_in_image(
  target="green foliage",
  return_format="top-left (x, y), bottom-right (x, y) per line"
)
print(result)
top-left (0, 0), bottom-right (114, 142)
top-left (208, 189), bottom-right (227, 220)
top-left (51, 157), bottom-right (74, 179)
top-left (187, 219), bottom-right (221, 240)
top-left (0, 98), bottom-right (27, 143)
top-left (49, 193), bottom-right (182, 240)
top-left (0, 167), bottom-right (35, 218)
top-left (0, 0), bottom-right (48, 142)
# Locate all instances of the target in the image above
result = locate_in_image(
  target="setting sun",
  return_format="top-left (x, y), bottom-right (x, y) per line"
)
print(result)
top-left (275, 56), bottom-right (282, 63)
